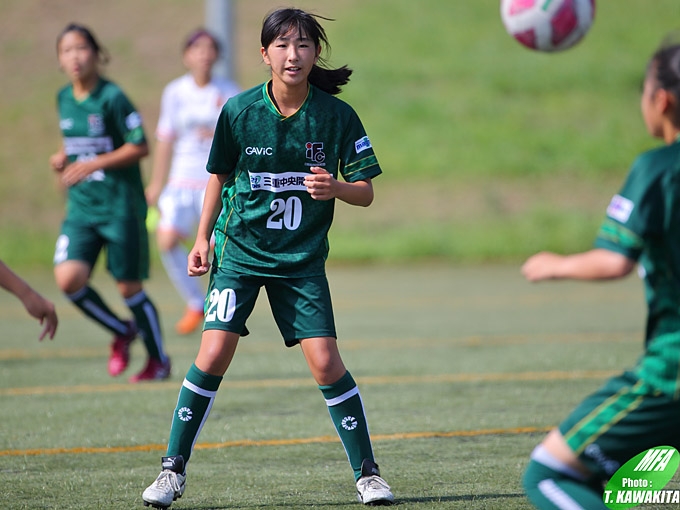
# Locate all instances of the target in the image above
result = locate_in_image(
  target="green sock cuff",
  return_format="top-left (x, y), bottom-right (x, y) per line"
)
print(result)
top-left (186, 363), bottom-right (223, 392)
top-left (319, 371), bottom-right (355, 399)
top-left (523, 458), bottom-right (606, 509)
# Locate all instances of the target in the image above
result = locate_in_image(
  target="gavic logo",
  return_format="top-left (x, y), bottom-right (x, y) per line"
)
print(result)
top-left (245, 146), bottom-right (273, 156)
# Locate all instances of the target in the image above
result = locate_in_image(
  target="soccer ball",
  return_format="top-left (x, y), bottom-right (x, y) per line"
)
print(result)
top-left (500, 0), bottom-right (596, 52)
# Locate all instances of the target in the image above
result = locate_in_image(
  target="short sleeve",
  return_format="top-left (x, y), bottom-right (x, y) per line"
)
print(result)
top-left (594, 153), bottom-right (663, 260)
top-left (110, 90), bottom-right (146, 146)
top-left (338, 108), bottom-right (381, 183)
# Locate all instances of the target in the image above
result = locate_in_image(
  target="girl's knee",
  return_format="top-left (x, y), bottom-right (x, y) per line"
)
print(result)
top-left (54, 261), bottom-right (90, 294)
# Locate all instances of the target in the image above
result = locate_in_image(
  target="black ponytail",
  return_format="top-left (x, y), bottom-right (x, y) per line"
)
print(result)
top-left (650, 33), bottom-right (680, 125)
top-left (261, 8), bottom-right (352, 95)
top-left (308, 65), bottom-right (352, 96)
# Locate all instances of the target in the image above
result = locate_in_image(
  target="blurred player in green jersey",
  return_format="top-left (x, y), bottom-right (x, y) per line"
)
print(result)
top-left (143, 8), bottom-right (394, 508)
top-left (50, 24), bottom-right (170, 383)
top-left (522, 37), bottom-right (680, 509)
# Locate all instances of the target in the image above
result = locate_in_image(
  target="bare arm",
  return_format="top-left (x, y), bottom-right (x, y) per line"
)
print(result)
top-left (188, 173), bottom-right (227, 276)
top-left (304, 166), bottom-right (374, 207)
top-left (522, 248), bottom-right (636, 282)
top-left (145, 139), bottom-right (173, 206)
top-left (0, 260), bottom-right (58, 340)
top-left (61, 142), bottom-right (149, 187)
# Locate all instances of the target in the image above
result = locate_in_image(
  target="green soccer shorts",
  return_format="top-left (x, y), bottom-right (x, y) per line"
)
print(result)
top-left (205, 266), bottom-right (337, 346)
top-left (54, 216), bottom-right (149, 281)
top-left (559, 370), bottom-right (680, 480)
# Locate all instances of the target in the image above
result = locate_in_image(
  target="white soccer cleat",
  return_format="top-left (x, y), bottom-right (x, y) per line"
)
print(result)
top-left (142, 456), bottom-right (186, 509)
top-left (356, 459), bottom-right (394, 506)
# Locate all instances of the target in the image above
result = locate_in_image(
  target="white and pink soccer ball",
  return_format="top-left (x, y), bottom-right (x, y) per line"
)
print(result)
top-left (500, 0), bottom-right (596, 52)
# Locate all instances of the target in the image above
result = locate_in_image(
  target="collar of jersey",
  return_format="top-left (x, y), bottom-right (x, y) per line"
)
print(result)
top-left (262, 81), bottom-right (311, 120)
top-left (70, 77), bottom-right (104, 104)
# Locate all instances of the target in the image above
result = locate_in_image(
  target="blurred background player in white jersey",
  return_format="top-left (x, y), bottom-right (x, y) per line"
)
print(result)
top-left (146, 28), bottom-right (240, 335)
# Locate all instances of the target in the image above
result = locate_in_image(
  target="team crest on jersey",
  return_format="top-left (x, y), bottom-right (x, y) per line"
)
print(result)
top-left (305, 142), bottom-right (326, 166)
top-left (88, 114), bottom-right (105, 136)
top-left (606, 194), bottom-right (634, 223)
top-left (60, 118), bottom-right (74, 131)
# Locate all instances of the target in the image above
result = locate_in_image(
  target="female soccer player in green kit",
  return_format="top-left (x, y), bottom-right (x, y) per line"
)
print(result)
top-left (522, 38), bottom-right (680, 509)
top-left (50, 24), bottom-right (170, 382)
top-left (142, 8), bottom-right (394, 508)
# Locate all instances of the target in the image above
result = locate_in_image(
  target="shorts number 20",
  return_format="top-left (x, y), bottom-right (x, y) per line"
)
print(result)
top-left (206, 288), bottom-right (236, 323)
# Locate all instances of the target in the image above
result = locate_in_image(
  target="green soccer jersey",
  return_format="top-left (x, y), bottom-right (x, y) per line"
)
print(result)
top-left (594, 140), bottom-right (680, 393)
top-left (207, 82), bottom-right (382, 277)
top-left (56, 78), bottom-right (147, 221)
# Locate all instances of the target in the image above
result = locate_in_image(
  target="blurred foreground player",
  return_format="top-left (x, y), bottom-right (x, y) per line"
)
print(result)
top-left (522, 37), bottom-right (680, 509)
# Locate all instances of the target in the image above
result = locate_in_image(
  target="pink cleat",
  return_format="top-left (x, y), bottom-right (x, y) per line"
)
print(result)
top-left (108, 321), bottom-right (136, 376)
top-left (129, 357), bottom-right (171, 383)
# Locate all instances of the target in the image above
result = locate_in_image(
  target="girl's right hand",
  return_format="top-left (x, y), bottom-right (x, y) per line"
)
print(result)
top-left (188, 238), bottom-right (211, 276)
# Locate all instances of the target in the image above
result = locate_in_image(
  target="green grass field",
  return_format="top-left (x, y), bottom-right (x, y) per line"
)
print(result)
top-left (4, 264), bottom-right (678, 509)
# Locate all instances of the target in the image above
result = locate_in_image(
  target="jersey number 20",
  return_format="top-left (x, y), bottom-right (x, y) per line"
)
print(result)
top-left (267, 197), bottom-right (302, 230)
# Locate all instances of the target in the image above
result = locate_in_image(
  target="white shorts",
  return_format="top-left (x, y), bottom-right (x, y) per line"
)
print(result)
top-left (157, 184), bottom-right (206, 238)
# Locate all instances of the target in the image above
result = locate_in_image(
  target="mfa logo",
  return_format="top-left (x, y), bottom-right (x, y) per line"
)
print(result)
top-left (177, 407), bottom-right (193, 422)
top-left (305, 142), bottom-right (325, 164)
top-left (341, 416), bottom-right (358, 431)
top-left (603, 446), bottom-right (680, 508)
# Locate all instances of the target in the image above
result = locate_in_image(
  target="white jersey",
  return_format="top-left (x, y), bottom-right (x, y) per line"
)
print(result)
top-left (156, 74), bottom-right (240, 188)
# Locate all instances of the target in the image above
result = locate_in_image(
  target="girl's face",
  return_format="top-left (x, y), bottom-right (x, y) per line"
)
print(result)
top-left (58, 31), bottom-right (98, 82)
top-left (261, 28), bottom-right (320, 89)
top-left (183, 34), bottom-right (218, 78)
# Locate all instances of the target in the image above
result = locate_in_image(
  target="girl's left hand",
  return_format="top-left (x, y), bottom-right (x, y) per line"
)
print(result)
top-left (304, 167), bottom-right (337, 201)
